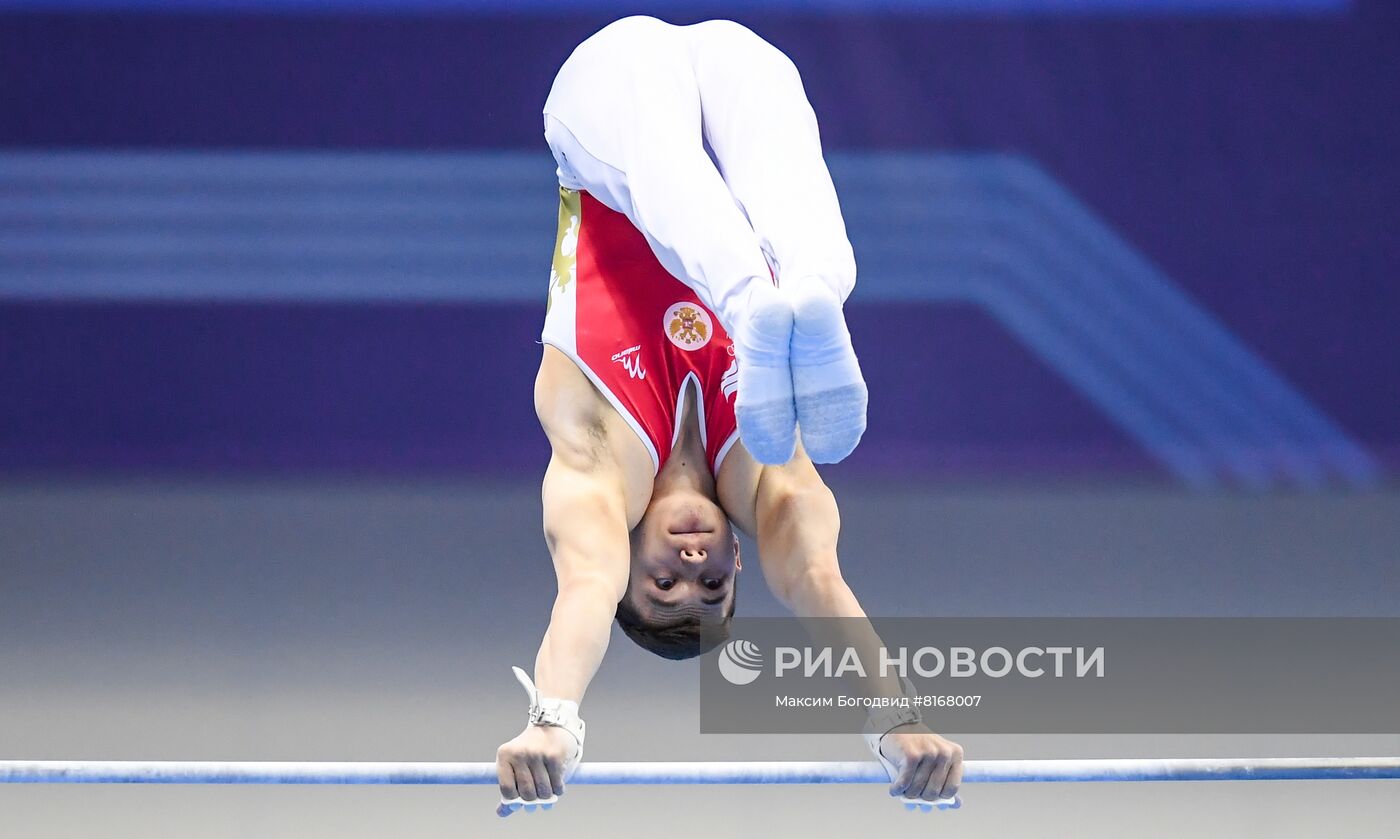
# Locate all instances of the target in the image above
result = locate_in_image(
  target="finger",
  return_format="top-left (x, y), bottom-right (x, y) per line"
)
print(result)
top-left (496, 801), bottom-right (518, 818)
top-left (904, 756), bottom-right (936, 804)
top-left (497, 757), bottom-right (519, 805)
top-left (530, 760), bottom-right (553, 805)
top-left (890, 753), bottom-right (919, 797)
top-left (544, 756), bottom-right (566, 798)
top-left (511, 758), bottom-right (538, 802)
top-left (939, 750), bottom-right (964, 801)
top-left (921, 753), bottom-right (951, 802)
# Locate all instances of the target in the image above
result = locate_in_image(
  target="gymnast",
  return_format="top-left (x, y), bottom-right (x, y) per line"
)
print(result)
top-left (496, 16), bottom-right (963, 816)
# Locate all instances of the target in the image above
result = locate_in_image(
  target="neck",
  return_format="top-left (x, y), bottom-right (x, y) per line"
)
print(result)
top-left (655, 391), bottom-right (716, 498)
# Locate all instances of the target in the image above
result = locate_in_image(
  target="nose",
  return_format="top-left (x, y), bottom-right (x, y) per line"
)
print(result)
top-left (679, 548), bottom-right (707, 563)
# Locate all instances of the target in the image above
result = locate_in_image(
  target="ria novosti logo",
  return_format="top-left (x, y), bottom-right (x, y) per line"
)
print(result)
top-left (717, 639), bottom-right (764, 685)
top-left (716, 639), bottom-right (1106, 687)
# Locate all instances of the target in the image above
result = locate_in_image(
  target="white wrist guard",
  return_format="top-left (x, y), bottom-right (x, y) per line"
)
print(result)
top-left (511, 666), bottom-right (586, 774)
top-left (862, 688), bottom-right (922, 779)
top-left (864, 704), bottom-right (922, 740)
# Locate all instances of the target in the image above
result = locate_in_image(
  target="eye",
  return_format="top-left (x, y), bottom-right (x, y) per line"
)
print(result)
top-left (703, 578), bottom-right (722, 591)
top-left (656, 578), bottom-right (675, 591)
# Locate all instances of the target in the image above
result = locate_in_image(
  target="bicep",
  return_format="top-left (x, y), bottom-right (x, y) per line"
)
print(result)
top-left (756, 466), bottom-right (840, 559)
top-left (541, 456), bottom-right (631, 597)
top-left (751, 452), bottom-right (845, 603)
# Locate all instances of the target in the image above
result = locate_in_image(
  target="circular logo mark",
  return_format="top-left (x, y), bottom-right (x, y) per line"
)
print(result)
top-left (717, 639), bottom-right (764, 686)
top-left (664, 303), bottom-right (713, 351)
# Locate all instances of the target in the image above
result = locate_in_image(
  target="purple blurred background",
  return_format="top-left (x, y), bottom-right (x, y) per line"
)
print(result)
top-left (3, 3), bottom-right (1396, 487)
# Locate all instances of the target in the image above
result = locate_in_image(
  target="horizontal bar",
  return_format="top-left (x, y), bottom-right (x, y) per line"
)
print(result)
top-left (2, 758), bottom-right (1398, 786)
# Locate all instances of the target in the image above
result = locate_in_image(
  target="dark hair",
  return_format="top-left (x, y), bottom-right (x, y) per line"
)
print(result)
top-left (614, 578), bottom-right (738, 661)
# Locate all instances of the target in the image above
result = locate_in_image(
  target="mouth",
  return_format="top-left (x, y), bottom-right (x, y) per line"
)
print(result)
top-left (668, 508), bottom-right (713, 536)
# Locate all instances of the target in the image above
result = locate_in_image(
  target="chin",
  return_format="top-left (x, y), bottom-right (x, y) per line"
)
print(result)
top-left (648, 491), bottom-right (712, 532)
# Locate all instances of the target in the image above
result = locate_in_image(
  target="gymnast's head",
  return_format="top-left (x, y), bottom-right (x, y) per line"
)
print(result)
top-left (616, 487), bottom-right (740, 660)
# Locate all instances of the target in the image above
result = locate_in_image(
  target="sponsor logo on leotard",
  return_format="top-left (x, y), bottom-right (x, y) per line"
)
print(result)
top-left (665, 303), bottom-right (713, 351)
top-left (610, 345), bottom-right (646, 380)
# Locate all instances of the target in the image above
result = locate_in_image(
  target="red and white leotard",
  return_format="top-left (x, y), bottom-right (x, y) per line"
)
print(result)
top-left (542, 188), bottom-right (741, 475)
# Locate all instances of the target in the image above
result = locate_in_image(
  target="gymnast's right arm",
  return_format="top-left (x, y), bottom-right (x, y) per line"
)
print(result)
top-left (493, 357), bottom-right (633, 816)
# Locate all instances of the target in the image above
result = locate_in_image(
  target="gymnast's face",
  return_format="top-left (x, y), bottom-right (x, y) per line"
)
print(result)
top-left (625, 489), bottom-right (741, 624)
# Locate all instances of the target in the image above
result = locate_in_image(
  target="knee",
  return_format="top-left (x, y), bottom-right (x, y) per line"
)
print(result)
top-left (700, 21), bottom-right (804, 84)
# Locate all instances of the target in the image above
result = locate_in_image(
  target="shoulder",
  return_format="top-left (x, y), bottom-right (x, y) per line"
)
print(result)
top-left (715, 440), bottom-right (764, 535)
top-left (536, 347), bottom-right (612, 468)
top-left (716, 441), bottom-right (833, 537)
top-left (535, 346), bottom-right (654, 519)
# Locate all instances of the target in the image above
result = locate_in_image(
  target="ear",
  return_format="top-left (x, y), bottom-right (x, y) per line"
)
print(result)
top-left (733, 535), bottom-right (742, 571)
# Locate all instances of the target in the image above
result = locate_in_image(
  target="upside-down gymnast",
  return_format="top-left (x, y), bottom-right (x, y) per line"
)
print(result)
top-left (495, 16), bottom-right (964, 816)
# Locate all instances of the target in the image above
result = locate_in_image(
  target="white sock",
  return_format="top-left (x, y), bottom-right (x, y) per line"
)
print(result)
top-left (733, 281), bottom-right (796, 465)
top-left (790, 282), bottom-right (867, 463)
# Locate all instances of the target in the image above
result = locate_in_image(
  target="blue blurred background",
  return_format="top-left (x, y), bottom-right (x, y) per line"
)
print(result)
top-left (2, 2), bottom-right (1398, 837)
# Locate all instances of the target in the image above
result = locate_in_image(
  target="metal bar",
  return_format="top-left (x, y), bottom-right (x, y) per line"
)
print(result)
top-left (2, 757), bottom-right (1398, 786)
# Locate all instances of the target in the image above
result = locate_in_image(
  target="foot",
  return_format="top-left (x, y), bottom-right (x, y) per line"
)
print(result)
top-left (733, 282), bottom-right (797, 465)
top-left (791, 282), bottom-right (867, 463)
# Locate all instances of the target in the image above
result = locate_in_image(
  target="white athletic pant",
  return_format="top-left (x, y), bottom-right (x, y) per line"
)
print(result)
top-left (542, 16), bottom-right (857, 335)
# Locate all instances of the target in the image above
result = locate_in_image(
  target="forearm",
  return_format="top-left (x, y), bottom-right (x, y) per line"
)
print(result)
top-left (531, 447), bottom-right (633, 705)
top-left (788, 572), bottom-right (907, 701)
top-left (531, 573), bottom-right (621, 703)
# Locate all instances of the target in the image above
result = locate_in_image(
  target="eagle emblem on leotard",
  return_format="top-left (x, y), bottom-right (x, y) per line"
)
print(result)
top-left (670, 307), bottom-right (706, 343)
top-left (665, 303), bottom-right (713, 351)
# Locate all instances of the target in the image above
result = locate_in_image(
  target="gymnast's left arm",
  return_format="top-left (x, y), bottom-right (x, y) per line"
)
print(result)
top-left (728, 449), bottom-right (965, 808)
